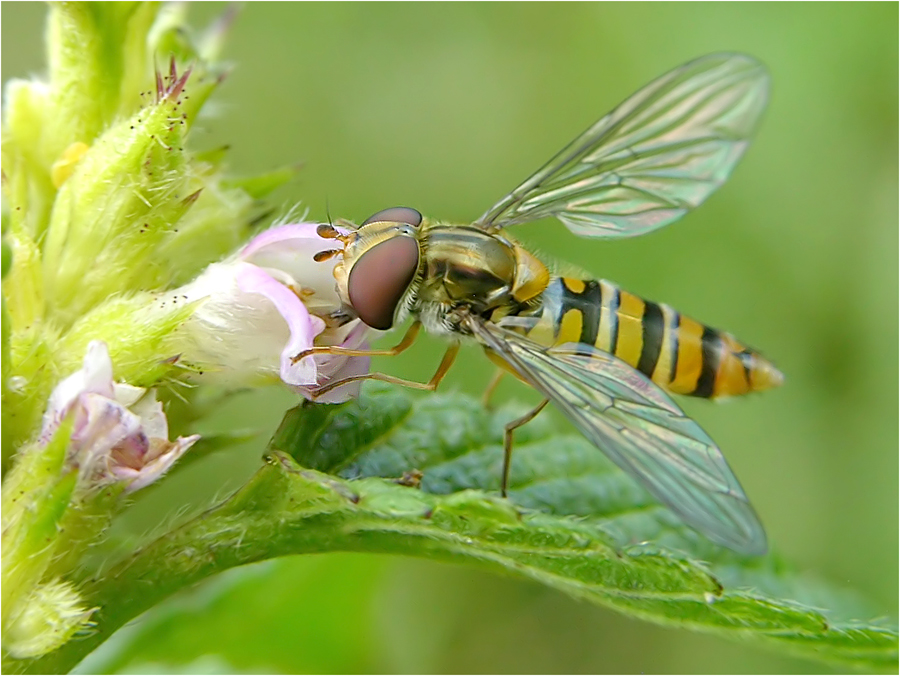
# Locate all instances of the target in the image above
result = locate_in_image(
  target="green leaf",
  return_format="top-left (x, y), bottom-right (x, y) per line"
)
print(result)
top-left (281, 385), bottom-right (898, 658)
top-left (8, 384), bottom-right (895, 674)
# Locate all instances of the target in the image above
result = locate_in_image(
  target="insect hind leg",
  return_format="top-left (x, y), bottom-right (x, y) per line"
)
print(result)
top-left (481, 369), bottom-right (505, 408)
top-left (501, 399), bottom-right (549, 497)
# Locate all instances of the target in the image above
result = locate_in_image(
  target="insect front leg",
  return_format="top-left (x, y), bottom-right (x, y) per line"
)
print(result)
top-left (290, 321), bottom-right (422, 364)
top-left (501, 399), bottom-right (549, 497)
top-left (309, 342), bottom-right (459, 399)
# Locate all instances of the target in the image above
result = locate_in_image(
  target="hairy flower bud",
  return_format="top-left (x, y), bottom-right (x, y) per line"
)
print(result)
top-left (3, 579), bottom-right (95, 659)
top-left (40, 341), bottom-right (198, 493)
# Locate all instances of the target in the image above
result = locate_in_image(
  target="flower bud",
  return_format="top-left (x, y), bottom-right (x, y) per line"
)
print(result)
top-left (3, 579), bottom-right (95, 659)
top-left (41, 341), bottom-right (198, 493)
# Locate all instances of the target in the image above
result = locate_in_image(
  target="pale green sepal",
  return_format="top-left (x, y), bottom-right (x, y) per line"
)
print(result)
top-left (1, 332), bottom-right (59, 468)
top-left (195, 5), bottom-right (240, 63)
top-left (1, 296), bottom-right (10, 386)
top-left (2, 80), bottom-right (56, 240)
top-left (2, 241), bottom-right (12, 279)
top-left (1, 220), bottom-right (10, 383)
top-left (48, 482), bottom-right (126, 584)
top-left (2, 80), bottom-right (50, 177)
top-left (148, 2), bottom-right (213, 71)
top-left (60, 292), bottom-right (197, 389)
top-left (146, 5), bottom-right (230, 129)
top-left (193, 144), bottom-right (231, 169)
top-left (152, 181), bottom-right (255, 287)
top-left (4, 232), bottom-right (45, 329)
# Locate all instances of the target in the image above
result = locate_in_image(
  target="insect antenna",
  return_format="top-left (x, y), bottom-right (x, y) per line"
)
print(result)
top-left (314, 199), bottom-right (351, 260)
top-left (313, 249), bottom-right (341, 262)
top-left (325, 197), bottom-right (334, 230)
top-left (316, 223), bottom-right (348, 242)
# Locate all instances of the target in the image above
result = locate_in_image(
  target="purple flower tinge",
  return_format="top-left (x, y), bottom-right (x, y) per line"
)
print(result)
top-left (40, 342), bottom-right (199, 493)
top-left (174, 223), bottom-right (370, 402)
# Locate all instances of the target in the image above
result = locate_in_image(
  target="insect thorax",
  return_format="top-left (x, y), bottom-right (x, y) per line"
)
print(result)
top-left (402, 225), bottom-right (526, 334)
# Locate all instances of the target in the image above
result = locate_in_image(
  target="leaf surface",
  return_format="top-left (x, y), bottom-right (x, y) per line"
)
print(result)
top-left (11, 384), bottom-right (895, 674)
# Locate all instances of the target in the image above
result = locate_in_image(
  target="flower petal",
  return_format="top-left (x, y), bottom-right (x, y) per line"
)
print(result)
top-left (234, 262), bottom-right (325, 386)
top-left (293, 319), bottom-right (372, 404)
top-left (112, 382), bottom-right (146, 408)
top-left (295, 350), bottom-right (370, 404)
top-left (73, 392), bottom-right (146, 482)
top-left (41, 341), bottom-right (119, 443)
top-left (171, 223), bottom-right (372, 399)
top-left (113, 434), bottom-right (200, 493)
top-left (240, 222), bottom-right (345, 313)
top-left (129, 390), bottom-right (169, 440)
top-left (176, 261), bottom-right (324, 387)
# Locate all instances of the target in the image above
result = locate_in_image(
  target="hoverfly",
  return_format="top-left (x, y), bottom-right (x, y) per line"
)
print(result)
top-left (299, 53), bottom-right (782, 555)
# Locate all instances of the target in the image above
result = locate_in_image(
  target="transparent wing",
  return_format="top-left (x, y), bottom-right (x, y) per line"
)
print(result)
top-left (476, 53), bottom-right (769, 239)
top-left (466, 315), bottom-right (767, 555)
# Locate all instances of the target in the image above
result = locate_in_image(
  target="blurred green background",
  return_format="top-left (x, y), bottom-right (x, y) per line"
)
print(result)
top-left (3, 3), bottom-right (897, 673)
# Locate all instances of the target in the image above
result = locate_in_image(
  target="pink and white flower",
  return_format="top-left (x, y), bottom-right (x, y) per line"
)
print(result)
top-left (40, 341), bottom-right (199, 493)
top-left (172, 222), bottom-right (370, 403)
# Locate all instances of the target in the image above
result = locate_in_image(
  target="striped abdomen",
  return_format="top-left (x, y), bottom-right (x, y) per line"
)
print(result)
top-left (525, 277), bottom-right (783, 398)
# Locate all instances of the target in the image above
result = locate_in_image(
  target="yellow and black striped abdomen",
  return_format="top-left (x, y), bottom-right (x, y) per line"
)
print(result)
top-left (527, 277), bottom-right (783, 398)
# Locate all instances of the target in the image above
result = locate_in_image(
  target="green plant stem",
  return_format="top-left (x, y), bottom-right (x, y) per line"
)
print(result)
top-left (5, 451), bottom-right (896, 674)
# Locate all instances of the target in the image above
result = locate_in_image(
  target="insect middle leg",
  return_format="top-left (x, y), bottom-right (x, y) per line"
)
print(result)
top-left (481, 369), bottom-right (505, 408)
top-left (501, 399), bottom-right (549, 497)
top-left (309, 342), bottom-right (459, 399)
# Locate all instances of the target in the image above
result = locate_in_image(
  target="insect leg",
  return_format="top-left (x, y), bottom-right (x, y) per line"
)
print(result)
top-left (290, 321), bottom-right (422, 364)
top-left (310, 342), bottom-right (459, 399)
top-left (481, 369), bottom-right (505, 408)
top-left (501, 399), bottom-right (549, 497)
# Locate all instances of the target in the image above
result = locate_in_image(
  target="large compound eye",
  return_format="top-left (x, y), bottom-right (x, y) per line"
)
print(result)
top-left (362, 206), bottom-right (422, 227)
top-left (348, 236), bottom-right (420, 330)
